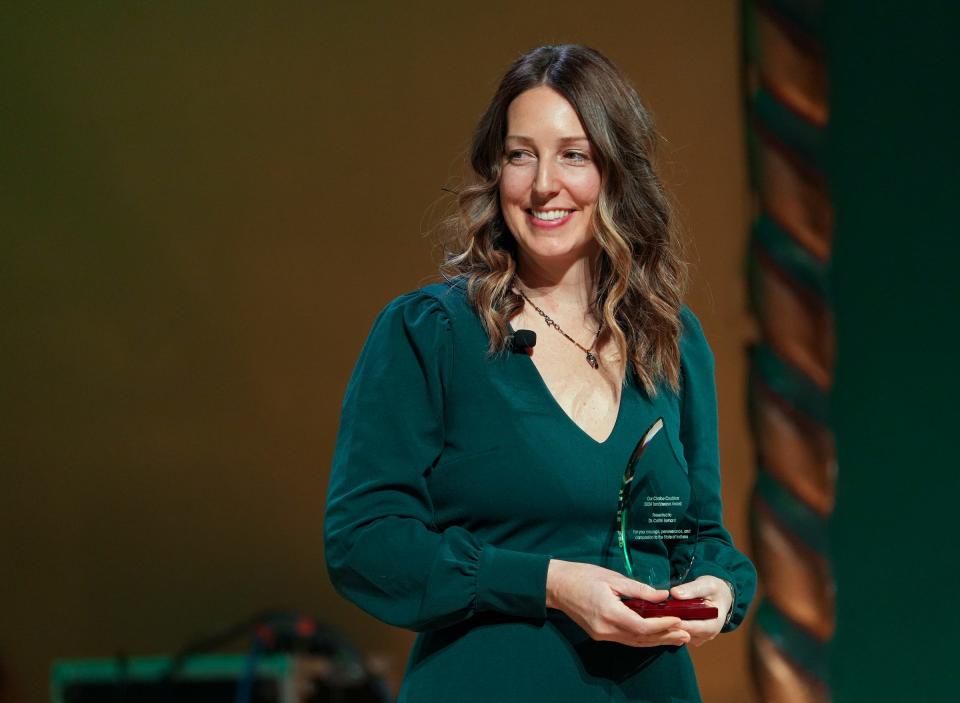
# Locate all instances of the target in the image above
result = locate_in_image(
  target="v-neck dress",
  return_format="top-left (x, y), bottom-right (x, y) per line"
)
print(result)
top-left (324, 279), bottom-right (757, 703)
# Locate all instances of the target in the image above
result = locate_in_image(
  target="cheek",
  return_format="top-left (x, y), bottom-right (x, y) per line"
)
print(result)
top-left (569, 169), bottom-right (602, 207)
top-left (499, 169), bottom-right (528, 205)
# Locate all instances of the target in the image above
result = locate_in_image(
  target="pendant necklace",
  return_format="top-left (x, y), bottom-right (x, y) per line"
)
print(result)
top-left (517, 288), bottom-right (602, 369)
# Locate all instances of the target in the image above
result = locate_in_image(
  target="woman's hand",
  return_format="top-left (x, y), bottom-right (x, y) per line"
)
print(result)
top-left (670, 575), bottom-right (734, 647)
top-left (546, 559), bottom-right (691, 648)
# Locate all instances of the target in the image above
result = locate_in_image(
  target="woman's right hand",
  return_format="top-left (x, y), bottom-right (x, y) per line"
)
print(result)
top-left (545, 559), bottom-right (692, 648)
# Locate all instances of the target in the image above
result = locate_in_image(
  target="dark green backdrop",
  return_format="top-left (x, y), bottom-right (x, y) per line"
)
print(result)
top-left (827, 2), bottom-right (960, 699)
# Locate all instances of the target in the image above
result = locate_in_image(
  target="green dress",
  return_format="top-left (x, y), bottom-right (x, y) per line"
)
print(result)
top-left (324, 279), bottom-right (757, 702)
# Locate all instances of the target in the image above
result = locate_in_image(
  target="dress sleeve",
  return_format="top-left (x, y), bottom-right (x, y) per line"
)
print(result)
top-left (324, 291), bottom-right (551, 631)
top-left (678, 306), bottom-right (758, 632)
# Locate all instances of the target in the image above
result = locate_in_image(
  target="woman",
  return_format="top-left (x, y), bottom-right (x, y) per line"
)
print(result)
top-left (325, 45), bottom-right (756, 702)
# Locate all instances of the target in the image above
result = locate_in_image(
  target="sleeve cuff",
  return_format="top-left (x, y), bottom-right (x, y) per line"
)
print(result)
top-left (721, 579), bottom-right (736, 627)
top-left (476, 545), bottom-right (551, 620)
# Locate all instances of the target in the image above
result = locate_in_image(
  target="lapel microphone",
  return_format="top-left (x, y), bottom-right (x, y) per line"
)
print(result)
top-left (510, 329), bottom-right (537, 351)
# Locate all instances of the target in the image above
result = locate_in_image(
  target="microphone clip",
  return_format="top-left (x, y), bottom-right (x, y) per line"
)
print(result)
top-left (509, 329), bottom-right (537, 353)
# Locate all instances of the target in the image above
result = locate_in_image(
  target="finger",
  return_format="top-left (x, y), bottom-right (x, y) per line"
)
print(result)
top-left (675, 619), bottom-right (718, 638)
top-left (646, 629), bottom-right (691, 647)
top-left (605, 625), bottom-right (689, 649)
top-left (691, 629), bottom-right (718, 647)
top-left (609, 604), bottom-right (681, 635)
top-left (671, 576), bottom-right (720, 600)
top-left (637, 628), bottom-right (691, 648)
top-left (616, 579), bottom-right (670, 602)
top-left (631, 614), bottom-right (684, 635)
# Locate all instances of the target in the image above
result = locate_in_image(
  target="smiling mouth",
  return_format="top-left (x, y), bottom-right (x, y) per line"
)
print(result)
top-left (527, 208), bottom-right (574, 222)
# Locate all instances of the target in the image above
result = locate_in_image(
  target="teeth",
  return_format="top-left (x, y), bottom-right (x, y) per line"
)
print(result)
top-left (531, 209), bottom-right (572, 221)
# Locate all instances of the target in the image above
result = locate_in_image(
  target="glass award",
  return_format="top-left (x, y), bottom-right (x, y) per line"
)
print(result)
top-left (616, 418), bottom-right (718, 620)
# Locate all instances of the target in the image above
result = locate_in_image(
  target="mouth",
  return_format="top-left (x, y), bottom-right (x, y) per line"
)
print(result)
top-left (525, 208), bottom-right (575, 228)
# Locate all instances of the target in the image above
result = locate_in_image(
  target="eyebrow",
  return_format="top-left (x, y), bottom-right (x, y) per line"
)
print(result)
top-left (505, 134), bottom-right (590, 144)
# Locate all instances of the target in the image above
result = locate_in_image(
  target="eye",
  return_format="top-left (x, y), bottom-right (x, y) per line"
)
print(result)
top-left (564, 150), bottom-right (590, 164)
top-left (505, 149), bottom-right (535, 165)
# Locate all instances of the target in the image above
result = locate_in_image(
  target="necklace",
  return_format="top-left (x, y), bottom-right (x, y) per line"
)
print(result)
top-left (517, 288), bottom-right (602, 369)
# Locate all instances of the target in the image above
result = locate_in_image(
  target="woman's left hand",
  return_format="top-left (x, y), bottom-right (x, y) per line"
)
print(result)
top-left (670, 575), bottom-right (733, 647)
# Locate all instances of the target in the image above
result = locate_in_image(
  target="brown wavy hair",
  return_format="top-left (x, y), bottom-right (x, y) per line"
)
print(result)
top-left (441, 44), bottom-right (688, 395)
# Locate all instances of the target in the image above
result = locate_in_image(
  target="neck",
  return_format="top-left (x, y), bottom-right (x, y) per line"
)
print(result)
top-left (515, 250), bottom-right (596, 313)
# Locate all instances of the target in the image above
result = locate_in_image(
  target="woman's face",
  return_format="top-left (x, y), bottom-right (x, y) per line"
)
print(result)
top-left (499, 86), bottom-right (602, 266)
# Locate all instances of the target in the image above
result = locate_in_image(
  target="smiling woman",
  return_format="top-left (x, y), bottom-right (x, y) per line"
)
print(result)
top-left (500, 87), bottom-right (602, 264)
top-left (444, 46), bottom-right (688, 399)
top-left (324, 44), bottom-right (756, 703)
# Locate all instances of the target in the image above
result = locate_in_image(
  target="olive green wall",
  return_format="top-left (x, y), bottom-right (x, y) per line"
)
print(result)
top-left (0, 3), bottom-right (755, 701)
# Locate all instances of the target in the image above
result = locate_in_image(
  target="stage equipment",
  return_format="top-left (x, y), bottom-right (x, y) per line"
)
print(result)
top-left (51, 611), bottom-right (391, 702)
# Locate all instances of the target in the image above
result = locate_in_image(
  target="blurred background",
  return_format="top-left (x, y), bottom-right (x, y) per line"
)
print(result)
top-left (1, 2), bottom-right (956, 702)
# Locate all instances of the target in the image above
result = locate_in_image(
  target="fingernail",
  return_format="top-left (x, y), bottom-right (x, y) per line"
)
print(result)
top-left (675, 588), bottom-right (687, 597)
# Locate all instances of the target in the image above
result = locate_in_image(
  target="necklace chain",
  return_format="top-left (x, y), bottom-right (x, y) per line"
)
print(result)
top-left (516, 288), bottom-right (602, 369)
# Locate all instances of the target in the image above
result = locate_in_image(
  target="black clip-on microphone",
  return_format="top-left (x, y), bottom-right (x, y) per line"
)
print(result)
top-left (510, 329), bottom-right (537, 352)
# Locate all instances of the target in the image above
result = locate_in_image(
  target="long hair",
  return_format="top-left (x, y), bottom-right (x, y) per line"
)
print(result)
top-left (441, 44), bottom-right (687, 395)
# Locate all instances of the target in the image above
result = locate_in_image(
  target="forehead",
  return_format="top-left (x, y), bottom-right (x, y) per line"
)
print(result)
top-left (505, 86), bottom-right (588, 140)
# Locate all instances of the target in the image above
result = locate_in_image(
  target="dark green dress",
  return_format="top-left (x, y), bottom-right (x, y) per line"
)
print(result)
top-left (324, 279), bottom-right (756, 702)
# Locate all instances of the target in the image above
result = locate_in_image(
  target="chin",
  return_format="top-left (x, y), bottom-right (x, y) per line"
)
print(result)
top-left (529, 241), bottom-right (590, 260)
top-left (515, 231), bottom-right (596, 262)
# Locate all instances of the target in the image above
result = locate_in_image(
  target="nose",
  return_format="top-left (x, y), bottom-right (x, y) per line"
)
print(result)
top-left (532, 159), bottom-right (560, 203)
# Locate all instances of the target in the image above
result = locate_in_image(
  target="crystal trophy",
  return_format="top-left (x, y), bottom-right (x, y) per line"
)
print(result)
top-left (616, 418), bottom-right (718, 620)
